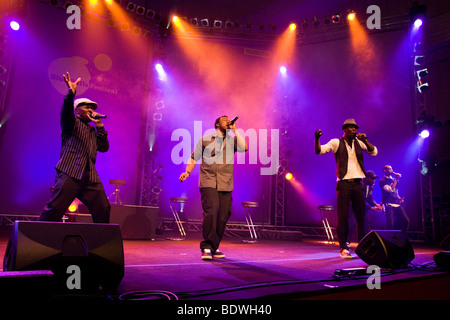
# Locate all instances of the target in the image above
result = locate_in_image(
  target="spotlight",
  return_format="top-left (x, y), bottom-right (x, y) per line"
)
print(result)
top-left (347, 9), bottom-right (356, 21)
top-left (126, 2), bottom-right (136, 12)
top-left (279, 66), bottom-right (287, 74)
top-left (190, 18), bottom-right (198, 26)
top-left (302, 18), bottom-right (308, 29)
top-left (146, 10), bottom-right (156, 19)
top-left (200, 19), bottom-right (209, 27)
top-left (324, 14), bottom-right (331, 25)
top-left (213, 20), bottom-right (222, 28)
top-left (68, 200), bottom-right (78, 213)
top-left (155, 63), bottom-right (167, 81)
top-left (105, 0), bottom-right (113, 5)
top-left (414, 18), bottom-right (423, 28)
top-left (419, 129), bottom-right (430, 139)
top-left (225, 20), bottom-right (233, 28)
top-left (88, 0), bottom-right (98, 6)
top-left (285, 173), bottom-right (293, 180)
top-left (312, 16), bottom-right (320, 27)
top-left (409, 3), bottom-right (426, 24)
top-left (332, 14), bottom-right (341, 23)
top-left (136, 6), bottom-right (146, 15)
top-left (9, 20), bottom-right (20, 31)
top-left (289, 22), bottom-right (296, 30)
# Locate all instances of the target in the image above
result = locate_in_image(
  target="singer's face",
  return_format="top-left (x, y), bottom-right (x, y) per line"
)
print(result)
top-left (217, 117), bottom-right (231, 131)
top-left (383, 166), bottom-right (393, 175)
top-left (75, 104), bottom-right (95, 122)
top-left (343, 125), bottom-right (357, 138)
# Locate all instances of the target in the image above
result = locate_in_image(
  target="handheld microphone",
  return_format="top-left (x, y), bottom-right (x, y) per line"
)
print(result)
top-left (93, 114), bottom-right (107, 119)
top-left (230, 116), bottom-right (239, 125)
top-left (393, 172), bottom-right (402, 178)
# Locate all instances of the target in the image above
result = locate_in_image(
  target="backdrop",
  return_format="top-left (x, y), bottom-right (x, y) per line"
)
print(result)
top-left (0, 1), bottom-right (422, 231)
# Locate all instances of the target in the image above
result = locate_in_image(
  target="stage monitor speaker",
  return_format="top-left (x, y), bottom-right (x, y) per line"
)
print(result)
top-left (440, 234), bottom-right (450, 250)
top-left (3, 221), bottom-right (124, 294)
top-left (433, 251), bottom-right (450, 270)
top-left (355, 230), bottom-right (415, 268)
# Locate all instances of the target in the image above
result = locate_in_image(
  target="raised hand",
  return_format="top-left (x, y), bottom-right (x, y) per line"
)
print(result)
top-left (63, 72), bottom-right (81, 94)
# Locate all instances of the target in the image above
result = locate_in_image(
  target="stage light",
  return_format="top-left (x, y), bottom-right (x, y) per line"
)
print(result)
top-left (68, 200), bottom-right (78, 212)
top-left (414, 18), bottom-right (423, 28)
top-left (312, 16), bottom-right (320, 27)
top-left (105, 0), bottom-right (113, 5)
top-left (347, 10), bottom-right (356, 21)
top-left (126, 2), bottom-right (136, 12)
top-left (155, 63), bottom-right (163, 72)
top-left (332, 14), bottom-right (341, 23)
top-left (172, 15), bottom-right (179, 23)
top-left (190, 18), bottom-right (198, 26)
top-left (324, 14), bottom-right (331, 25)
top-left (302, 18), bottom-right (308, 29)
top-left (285, 173), bottom-right (293, 180)
top-left (279, 66), bottom-right (287, 74)
top-left (419, 129), bottom-right (430, 139)
top-left (9, 20), bottom-right (20, 31)
top-left (289, 22), bottom-right (296, 30)
top-left (200, 19), bottom-right (209, 27)
top-left (89, 0), bottom-right (98, 6)
top-left (155, 63), bottom-right (167, 81)
top-left (213, 20), bottom-right (223, 28)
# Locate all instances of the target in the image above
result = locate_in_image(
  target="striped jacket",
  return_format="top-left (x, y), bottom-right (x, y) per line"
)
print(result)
top-left (55, 90), bottom-right (109, 183)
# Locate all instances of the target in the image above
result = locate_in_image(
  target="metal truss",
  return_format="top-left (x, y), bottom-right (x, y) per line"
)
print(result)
top-left (0, 214), bottom-right (40, 226)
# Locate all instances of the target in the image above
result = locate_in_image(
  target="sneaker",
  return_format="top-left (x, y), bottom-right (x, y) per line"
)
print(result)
top-left (212, 250), bottom-right (225, 259)
top-left (201, 249), bottom-right (212, 260)
top-left (340, 249), bottom-right (352, 259)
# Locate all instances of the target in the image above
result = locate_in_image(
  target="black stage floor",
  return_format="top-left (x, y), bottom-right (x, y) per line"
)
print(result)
top-left (0, 226), bottom-right (449, 314)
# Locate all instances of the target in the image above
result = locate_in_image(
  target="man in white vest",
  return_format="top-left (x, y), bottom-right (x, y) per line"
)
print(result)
top-left (315, 119), bottom-right (378, 258)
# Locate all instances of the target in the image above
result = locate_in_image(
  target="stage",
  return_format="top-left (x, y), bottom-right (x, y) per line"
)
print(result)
top-left (1, 225), bottom-right (448, 304)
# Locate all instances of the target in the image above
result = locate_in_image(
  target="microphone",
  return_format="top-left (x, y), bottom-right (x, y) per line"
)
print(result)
top-left (393, 172), bottom-right (402, 178)
top-left (93, 114), bottom-right (107, 119)
top-left (230, 116), bottom-right (239, 125)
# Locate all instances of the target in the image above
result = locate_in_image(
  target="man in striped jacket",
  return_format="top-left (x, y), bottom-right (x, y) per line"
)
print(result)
top-left (39, 72), bottom-right (110, 223)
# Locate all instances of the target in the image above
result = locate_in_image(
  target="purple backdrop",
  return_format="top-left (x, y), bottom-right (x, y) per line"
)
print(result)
top-left (0, 2), bottom-right (421, 230)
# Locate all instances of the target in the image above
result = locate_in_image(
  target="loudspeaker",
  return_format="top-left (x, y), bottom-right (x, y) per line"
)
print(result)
top-left (3, 221), bottom-right (124, 294)
top-left (68, 204), bottom-right (159, 239)
top-left (434, 251), bottom-right (450, 270)
top-left (355, 230), bottom-right (415, 268)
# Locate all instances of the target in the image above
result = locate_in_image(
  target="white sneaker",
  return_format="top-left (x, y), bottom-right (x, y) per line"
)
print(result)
top-left (340, 249), bottom-right (352, 259)
top-left (213, 250), bottom-right (225, 258)
top-left (201, 249), bottom-right (212, 260)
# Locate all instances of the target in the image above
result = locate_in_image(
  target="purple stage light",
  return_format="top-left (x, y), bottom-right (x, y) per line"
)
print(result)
top-left (279, 66), bottom-right (287, 74)
top-left (155, 63), bottom-right (163, 72)
top-left (414, 18), bottom-right (423, 28)
top-left (419, 129), bottom-right (429, 139)
top-left (10, 20), bottom-right (20, 31)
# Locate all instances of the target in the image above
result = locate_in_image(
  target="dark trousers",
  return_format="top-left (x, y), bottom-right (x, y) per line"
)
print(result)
top-left (385, 205), bottom-right (409, 232)
top-left (336, 179), bottom-right (366, 250)
top-left (199, 187), bottom-right (232, 252)
top-left (39, 170), bottom-right (110, 223)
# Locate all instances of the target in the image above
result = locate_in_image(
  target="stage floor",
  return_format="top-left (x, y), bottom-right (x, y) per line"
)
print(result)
top-left (1, 227), bottom-right (449, 306)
